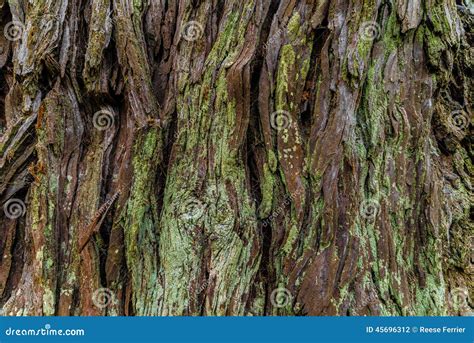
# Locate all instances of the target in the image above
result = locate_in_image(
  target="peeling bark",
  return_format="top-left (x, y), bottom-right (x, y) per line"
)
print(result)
top-left (0, 0), bottom-right (472, 316)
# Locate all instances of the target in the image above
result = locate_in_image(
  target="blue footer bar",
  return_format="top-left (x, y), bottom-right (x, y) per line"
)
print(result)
top-left (0, 316), bottom-right (472, 343)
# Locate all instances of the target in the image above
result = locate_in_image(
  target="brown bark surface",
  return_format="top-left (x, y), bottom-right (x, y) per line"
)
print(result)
top-left (0, 0), bottom-right (472, 316)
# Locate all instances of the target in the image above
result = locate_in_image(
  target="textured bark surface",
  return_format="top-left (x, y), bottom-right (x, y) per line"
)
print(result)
top-left (0, 0), bottom-right (472, 316)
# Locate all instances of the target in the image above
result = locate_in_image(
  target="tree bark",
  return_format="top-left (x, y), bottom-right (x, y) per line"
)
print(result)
top-left (0, 0), bottom-right (472, 316)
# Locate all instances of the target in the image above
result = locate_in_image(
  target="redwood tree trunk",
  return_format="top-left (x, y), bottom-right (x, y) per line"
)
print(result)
top-left (0, 0), bottom-right (472, 316)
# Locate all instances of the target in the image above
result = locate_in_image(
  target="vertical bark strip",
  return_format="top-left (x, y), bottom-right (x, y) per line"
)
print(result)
top-left (0, 0), bottom-right (472, 316)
